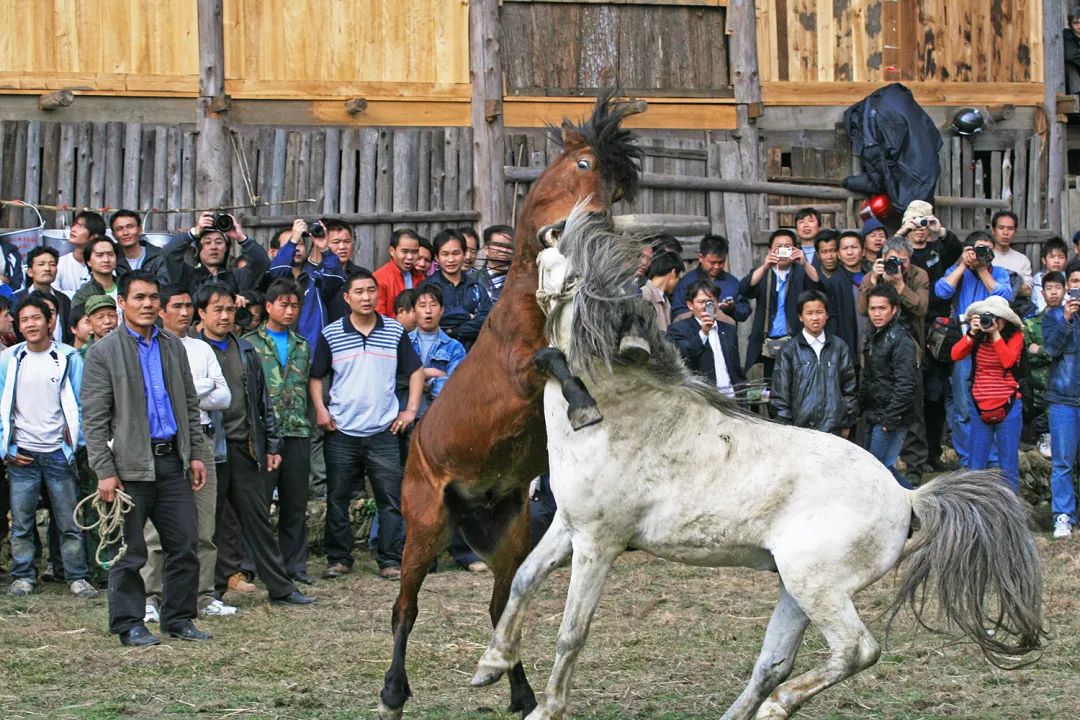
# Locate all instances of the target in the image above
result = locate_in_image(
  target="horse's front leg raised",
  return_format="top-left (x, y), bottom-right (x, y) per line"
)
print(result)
top-left (474, 512), bottom-right (574, 688)
top-left (527, 536), bottom-right (622, 720)
top-left (534, 348), bottom-right (602, 431)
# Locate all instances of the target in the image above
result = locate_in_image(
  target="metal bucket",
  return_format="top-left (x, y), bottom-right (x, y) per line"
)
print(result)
top-left (41, 228), bottom-right (74, 256)
top-left (143, 233), bottom-right (173, 249)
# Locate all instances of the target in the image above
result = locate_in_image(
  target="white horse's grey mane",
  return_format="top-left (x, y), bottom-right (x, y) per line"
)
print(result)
top-left (554, 206), bottom-right (757, 421)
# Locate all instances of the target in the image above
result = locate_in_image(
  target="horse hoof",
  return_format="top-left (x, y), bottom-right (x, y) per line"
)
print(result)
top-left (618, 335), bottom-right (651, 364)
top-left (470, 665), bottom-right (508, 688)
top-left (753, 700), bottom-right (790, 720)
top-left (377, 701), bottom-right (404, 720)
top-left (569, 404), bottom-right (603, 431)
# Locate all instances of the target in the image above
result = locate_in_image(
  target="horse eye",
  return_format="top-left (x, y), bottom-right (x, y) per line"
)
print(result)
top-left (576, 159), bottom-right (591, 170)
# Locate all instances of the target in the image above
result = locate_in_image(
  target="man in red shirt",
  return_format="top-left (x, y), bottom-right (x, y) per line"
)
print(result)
top-left (373, 230), bottom-right (424, 317)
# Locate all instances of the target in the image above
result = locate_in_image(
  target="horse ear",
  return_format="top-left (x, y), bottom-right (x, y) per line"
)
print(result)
top-left (560, 120), bottom-right (584, 148)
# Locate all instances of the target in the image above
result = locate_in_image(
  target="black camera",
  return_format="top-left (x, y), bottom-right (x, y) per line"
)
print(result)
top-left (978, 312), bottom-right (996, 329)
top-left (212, 213), bottom-right (234, 233)
top-left (973, 245), bottom-right (994, 265)
top-left (883, 257), bottom-right (903, 276)
top-left (304, 220), bottom-right (326, 239)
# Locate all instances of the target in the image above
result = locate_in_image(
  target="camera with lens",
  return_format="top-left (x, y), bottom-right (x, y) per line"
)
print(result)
top-left (914, 217), bottom-right (929, 227)
top-left (776, 246), bottom-right (793, 259)
top-left (883, 257), bottom-right (903, 276)
top-left (304, 219), bottom-right (326, 239)
top-left (978, 312), bottom-right (996, 329)
top-left (212, 212), bottom-right (234, 233)
top-left (235, 304), bottom-right (252, 329)
top-left (973, 245), bottom-right (994, 265)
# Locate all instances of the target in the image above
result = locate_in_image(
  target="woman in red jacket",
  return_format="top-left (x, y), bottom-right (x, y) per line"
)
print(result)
top-left (950, 296), bottom-right (1025, 491)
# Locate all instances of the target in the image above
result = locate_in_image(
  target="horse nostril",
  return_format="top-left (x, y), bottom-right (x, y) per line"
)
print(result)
top-left (537, 221), bottom-right (566, 248)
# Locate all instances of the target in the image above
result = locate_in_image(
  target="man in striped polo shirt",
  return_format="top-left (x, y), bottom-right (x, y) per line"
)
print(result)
top-left (309, 269), bottom-right (424, 580)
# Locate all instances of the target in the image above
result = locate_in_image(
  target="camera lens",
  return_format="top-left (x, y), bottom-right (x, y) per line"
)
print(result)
top-left (308, 221), bottom-right (326, 239)
top-left (884, 257), bottom-right (901, 275)
top-left (917, 218), bottom-right (929, 227)
top-left (212, 213), bottom-right (234, 233)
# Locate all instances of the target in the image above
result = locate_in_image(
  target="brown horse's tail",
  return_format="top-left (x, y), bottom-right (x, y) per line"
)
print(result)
top-left (887, 470), bottom-right (1046, 667)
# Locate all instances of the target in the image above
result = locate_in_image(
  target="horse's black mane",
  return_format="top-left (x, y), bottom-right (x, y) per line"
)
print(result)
top-left (549, 88), bottom-right (644, 204)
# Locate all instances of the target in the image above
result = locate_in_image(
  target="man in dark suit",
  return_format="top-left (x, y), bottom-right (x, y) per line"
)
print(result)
top-left (666, 280), bottom-right (744, 395)
top-left (738, 228), bottom-right (823, 380)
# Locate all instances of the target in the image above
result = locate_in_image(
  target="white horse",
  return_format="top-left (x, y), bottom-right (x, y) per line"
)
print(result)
top-left (471, 209), bottom-right (1044, 720)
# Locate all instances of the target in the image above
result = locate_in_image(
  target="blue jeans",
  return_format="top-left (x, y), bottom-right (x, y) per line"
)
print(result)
top-left (1049, 403), bottom-right (1080, 521)
top-left (8, 448), bottom-right (88, 582)
top-left (324, 429), bottom-right (404, 569)
top-left (946, 356), bottom-right (972, 465)
top-left (867, 425), bottom-right (911, 488)
top-left (968, 401), bottom-right (1022, 492)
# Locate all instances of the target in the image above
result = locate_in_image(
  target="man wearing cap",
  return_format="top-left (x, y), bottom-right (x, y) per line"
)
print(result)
top-left (862, 218), bottom-right (887, 263)
top-left (83, 295), bottom-right (119, 350)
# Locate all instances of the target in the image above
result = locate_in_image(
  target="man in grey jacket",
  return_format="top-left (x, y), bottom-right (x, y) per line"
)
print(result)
top-left (82, 270), bottom-right (210, 646)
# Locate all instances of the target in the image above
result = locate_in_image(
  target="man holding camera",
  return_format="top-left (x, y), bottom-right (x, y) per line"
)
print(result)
top-left (934, 231), bottom-right (1013, 465)
top-left (267, 219), bottom-right (344, 349)
top-left (164, 212), bottom-right (270, 299)
top-left (858, 236), bottom-right (930, 482)
top-left (666, 280), bottom-right (744, 396)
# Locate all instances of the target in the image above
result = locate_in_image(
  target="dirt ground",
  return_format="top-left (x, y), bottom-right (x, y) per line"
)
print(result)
top-left (1, 533), bottom-right (1078, 720)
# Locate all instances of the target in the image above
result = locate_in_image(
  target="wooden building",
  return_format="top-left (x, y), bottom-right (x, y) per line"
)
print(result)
top-left (0, 0), bottom-right (1068, 270)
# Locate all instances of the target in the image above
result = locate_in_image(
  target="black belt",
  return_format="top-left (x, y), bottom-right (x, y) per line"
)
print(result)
top-left (151, 438), bottom-right (176, 456)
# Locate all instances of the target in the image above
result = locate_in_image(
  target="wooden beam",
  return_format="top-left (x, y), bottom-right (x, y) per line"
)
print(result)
top-left (727, 0), bottom-right (765, 243)
top-left (504, 166), bottom-right (1011, 208)
top-left (195, 0), bottom-right (230, 209)
top-left (344, 98), bottom-right (369, 115)
top-left (1044, 0), bottom-right (1067, 233)
top-left (238, 210), bottom-right (480, 228)
top-left (762, 81), bottom-right (1046, 107)
top-left (469, 0), bottom-right (507, 228)
top-left (612, 214), bottom-right (711, 236)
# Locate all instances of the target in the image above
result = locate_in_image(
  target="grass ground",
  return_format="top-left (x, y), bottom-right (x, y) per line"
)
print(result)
top-left (1, 534), bottom-right (1078, 720)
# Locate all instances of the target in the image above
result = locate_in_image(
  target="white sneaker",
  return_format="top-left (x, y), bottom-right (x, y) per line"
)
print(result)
top-left (144, 602), bottom-right (160, 624)
top-left (1053, 514), bottom-right (1073, 539)
top-left (1039, 434), bottom-right (1052, 459)
top-left (68, 579), bottom-right (98, 598)
top-left (199, 598), bottom-right (238, 617)
top-left (8, 579), bottom-right (33, 597)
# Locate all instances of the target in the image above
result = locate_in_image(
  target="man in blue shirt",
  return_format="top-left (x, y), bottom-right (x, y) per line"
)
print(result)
top-left (671, 235), bottom-right (751, 323)
top-left (933, 230), bottom-right (1013, 465)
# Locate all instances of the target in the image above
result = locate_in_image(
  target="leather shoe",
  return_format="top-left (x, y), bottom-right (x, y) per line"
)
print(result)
top-left (271, 590), bottom-right (316, 606)
top-left (119, 625), bottom-right (161, 647)
top-left (167, 622), bottom-right (213, 641)
top-left (290, 572), bottom-right (315, 585)
top-left (323, 563), bottom-right (351, 579)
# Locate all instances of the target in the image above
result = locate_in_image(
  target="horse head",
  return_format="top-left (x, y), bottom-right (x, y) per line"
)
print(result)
top-left (516, 90), bottom-right (644, 267)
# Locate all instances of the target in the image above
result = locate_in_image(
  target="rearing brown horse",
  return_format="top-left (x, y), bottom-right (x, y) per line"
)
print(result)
top-left (379, 91), bottom-right (643, 719)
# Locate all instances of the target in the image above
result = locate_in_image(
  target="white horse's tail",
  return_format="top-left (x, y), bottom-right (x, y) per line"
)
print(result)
top-left (888, 470), bottom-right (1046, 666)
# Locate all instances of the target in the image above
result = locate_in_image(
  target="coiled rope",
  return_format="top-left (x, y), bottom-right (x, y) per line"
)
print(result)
top-left (73, 491), bottom-right (134, 571)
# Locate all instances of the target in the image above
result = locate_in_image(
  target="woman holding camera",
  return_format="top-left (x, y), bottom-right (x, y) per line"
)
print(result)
top-left (950, 296), bottom-right (1025, 492)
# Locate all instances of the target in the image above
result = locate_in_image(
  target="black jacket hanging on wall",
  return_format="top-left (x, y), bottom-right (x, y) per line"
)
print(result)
top-left (842, 83), bottom-right (943, 211)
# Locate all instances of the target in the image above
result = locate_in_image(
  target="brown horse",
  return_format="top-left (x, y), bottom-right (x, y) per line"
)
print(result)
top-left (379, 92), bottom-right (643, 719)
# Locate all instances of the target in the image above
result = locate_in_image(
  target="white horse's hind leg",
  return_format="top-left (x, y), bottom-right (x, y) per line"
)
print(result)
top-left (473, 512), bottom-right (574, 688)
top-left (527, 538), bottom-right (621, 720)
top-left (720, 579), bottom-right (809, 720)
top-left (753, 593), bottom-right (880, 720)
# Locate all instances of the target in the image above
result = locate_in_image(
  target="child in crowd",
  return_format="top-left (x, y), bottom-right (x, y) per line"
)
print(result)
top-left (1043, 262), bottom-right (1080, 538)
top-left (1023, 271), bottom-right (1064, 458)
top-left (394, 288), bottom-right (417, 331)
top-left (1033, 237), bottom-right (1069, 313)
top-left (772, 290), bottom-right (857, 436)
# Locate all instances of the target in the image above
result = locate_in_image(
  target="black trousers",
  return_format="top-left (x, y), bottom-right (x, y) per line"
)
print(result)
top-left (108, 451), bottom-right (198, 634)
top-left (213, 440), bottom-right (296, 599)
top-left (264, 436), bottom-right (311, 577)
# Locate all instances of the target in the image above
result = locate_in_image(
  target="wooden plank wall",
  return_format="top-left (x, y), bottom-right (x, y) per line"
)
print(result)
top-left (500, 3), bottom-right (731, 97)
top-left (0, 0), bottom-right (470, 100)
top-left (0, 120), bottom-right (476, 268)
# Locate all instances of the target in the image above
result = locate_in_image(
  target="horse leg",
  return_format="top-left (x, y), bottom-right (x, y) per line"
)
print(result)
top-left (378, 474), bottom-right (451, 720)
top-left (484, 491), bottom-right (542, 717)
top-left (534, 347), bottom-right (602, 431)
top-left (720, 578), bottom-right (809, 720)
top-left (752, 584), bottom-right (880, 720)
top-left (528, 536), bottom-right (621, 720)
top-left (473, 511), bottom-right (573, 688)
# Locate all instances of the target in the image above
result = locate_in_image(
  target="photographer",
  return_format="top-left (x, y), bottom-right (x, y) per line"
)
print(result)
top-left (860, 285), bottom-right (918, 488)
top-left (164, 211), bottom-right (270, 298)
top-left (950, 296), bottom-right (1025, 493)
top-left (1043, 262), bottom-right (1080, 538)
top-left (266, 218), bottom-right (344, 348)
top-left (666, 280), bottom-right (743, 396)
top-left (739, 229), bottom-right (821, 379)
top-left (933, 231), bottom-right (1012, 465)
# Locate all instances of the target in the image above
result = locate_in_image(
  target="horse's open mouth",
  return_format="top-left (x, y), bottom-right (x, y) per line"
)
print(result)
top-left (537, 221), bottom-right (566, 249)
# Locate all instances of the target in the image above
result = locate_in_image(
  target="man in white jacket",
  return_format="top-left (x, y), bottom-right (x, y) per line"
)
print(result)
top-left (142, 284), bottom-right (235, 620)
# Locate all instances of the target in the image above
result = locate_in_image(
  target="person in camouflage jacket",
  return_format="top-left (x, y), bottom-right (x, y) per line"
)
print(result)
top-left (243, 279), bottom-right (313, 584)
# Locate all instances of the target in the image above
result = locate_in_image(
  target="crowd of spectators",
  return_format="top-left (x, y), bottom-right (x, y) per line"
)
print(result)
top-left (3, 197), bottom-right (1080, 649)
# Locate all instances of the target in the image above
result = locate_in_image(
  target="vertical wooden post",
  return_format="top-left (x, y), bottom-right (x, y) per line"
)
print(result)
top-left (1045, 0), bottom-right (1067, 233)
top-left (727, 0), bottom-right (764, 259)
top-left (196, 0), bottom-right (231, 211)
top-left (469, 0), bottom-right (507, 229)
